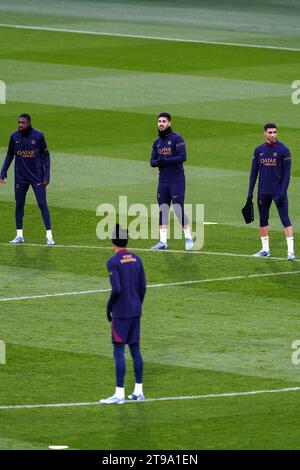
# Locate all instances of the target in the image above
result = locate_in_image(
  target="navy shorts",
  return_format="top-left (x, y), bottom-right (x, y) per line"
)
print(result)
top-left (111, 317), bottom-right (141, 344)
top-left (258, 193), bottom-right (291, 228)
top-left (157, 179), bottom-right (188, 225)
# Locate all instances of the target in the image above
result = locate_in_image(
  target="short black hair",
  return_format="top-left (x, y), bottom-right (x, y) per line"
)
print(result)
top-left (158, 112), bottom-right (171, 121)
top-left (112, 224), bottom-right (128, 247)
top-left (264, 123), bottom-right (277, 131)
top-left (18, 113), bottom-right (31, 122)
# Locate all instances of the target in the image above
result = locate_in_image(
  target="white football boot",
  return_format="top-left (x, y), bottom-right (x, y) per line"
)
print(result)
top-left (9, 236), bottom-right (24, 244)
top-left (253, 249), bottom-right (270, 257)
top-left (99, 395), bottom-right (125, 405)
top-left (46, 235), bottom-right (55, 246)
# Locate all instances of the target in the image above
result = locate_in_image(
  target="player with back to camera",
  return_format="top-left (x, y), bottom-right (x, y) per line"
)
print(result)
top-left (100, 224), bottom-right (147, 404)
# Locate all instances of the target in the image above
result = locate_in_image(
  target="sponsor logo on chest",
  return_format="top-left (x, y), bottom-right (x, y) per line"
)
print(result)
top-left (16, 149), bottom-right (35, 158)
top-left (158, 146), bottom-right (172, 155)
top-left (260, 156), bottom-right (277, 166)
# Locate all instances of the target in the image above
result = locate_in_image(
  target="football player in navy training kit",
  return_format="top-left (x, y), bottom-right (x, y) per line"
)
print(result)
top-left (0, 114), bottom-right (55, 246)
top-left (100, 225), bottom-right (147, 404)
top-left (246, 123), bottom-right (295, 260)
top-left (150, 112), bottom-right (193, 250)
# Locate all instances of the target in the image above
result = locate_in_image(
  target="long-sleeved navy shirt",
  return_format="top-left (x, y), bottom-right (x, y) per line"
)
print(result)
top-left (248, 140), bottom-right (291, 197)
top-left (106, 249), bottom-right (147, 319)
top-left (0, 127), bottom-right (50, 184)
top-left (150, 131), bottom-right (186, 182)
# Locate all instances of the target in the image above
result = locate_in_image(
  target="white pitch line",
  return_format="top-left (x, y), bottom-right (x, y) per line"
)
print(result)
top-left (148, 270), bottom-right (300, 287)
top-left (1, 270), bottom-right (300, 302)
top-left (0, 23), bottom-right (299, 52)
top-left (1, 242), bottom-right (299, 263)
top-left (0, 288), bottom-right (111, 302)
top-left (0, 386), bottom-right (299, 410)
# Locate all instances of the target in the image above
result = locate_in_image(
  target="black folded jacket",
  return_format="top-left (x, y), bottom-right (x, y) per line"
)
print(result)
top-left (242, 200), bottom-right (254, 224)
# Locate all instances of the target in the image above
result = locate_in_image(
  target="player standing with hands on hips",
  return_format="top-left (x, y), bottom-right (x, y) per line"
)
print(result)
top-left (0, 114), bottom-right (55, 246)
top-left (246, 123), bottom-right (295, 260)
top-left (150, 112), bottom-right (193, 250)
top-left (100, 224), bottom-right (147, 404)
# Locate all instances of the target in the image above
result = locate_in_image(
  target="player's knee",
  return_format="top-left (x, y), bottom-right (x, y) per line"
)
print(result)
top-left (38, 201), bottom-right (47, 211)
top-left (259, 217), bottom-right (269, 227)
top-left (259, 209), bottom-right (269, 227)
top-left (281, 216), bottom-right (292, 227)
top-left (129, 342), bottom-right (141, 358)
top-left (173, 202), bottom-right (186, 225)
top-left (15, 201), bottom-right (25, 209)
top-left (113, 343), bottom-right (125, 359)
top-left (159, 203), bottom-right (170, 225)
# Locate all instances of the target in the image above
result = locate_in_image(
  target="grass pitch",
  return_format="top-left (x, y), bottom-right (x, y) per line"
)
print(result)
top-left (1, 0), bottom-right (300, 450)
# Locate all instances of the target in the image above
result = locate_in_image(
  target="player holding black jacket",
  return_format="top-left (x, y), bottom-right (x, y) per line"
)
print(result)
top-left (246, 123), bottom-right (294, 260)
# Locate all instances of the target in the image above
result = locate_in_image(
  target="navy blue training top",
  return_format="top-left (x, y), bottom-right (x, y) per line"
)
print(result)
top-left (248, 140), bottom-right (291, 197)
top-left (107, 249), bottom-right (147, 319)
top-left (150, 131), bottom-right (186, 182)
top-left (1, 127), bottom-right (50, 184)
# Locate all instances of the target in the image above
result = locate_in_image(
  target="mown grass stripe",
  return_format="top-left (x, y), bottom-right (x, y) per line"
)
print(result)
top-left (1, 270), bottom-right (300, 302)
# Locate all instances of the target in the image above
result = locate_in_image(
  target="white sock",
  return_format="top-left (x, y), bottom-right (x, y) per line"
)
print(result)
top-left (183, 227), bottom-right (191, 239)
top-left (160, 228), bottom-right (167, 244)
top-left (261, 236), bottom-right (269, 252)
top-left (115, 387), bottom-right (125, 399)
top-left (46, 230), bottom-right (52, 238)
top-left (286, 237), bottom-right (294, 253)
top-left (133, 383), bottom-right (143, 396)
top-left (17, 229), bottom-right (23, 238)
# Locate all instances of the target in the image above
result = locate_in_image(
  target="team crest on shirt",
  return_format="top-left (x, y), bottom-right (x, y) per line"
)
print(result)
top-left (273, 152), bottom-right (277, 157)
top-left (168, 141), bottom-right (171, 145)
top-left (32, 140), bottom-right (36, 144)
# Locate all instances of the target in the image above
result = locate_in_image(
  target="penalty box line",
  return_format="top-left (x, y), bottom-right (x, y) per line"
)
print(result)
top-left (0, 387), bottom-right (300, 410)
top-left (0, 269), bottom-right (300, 302)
